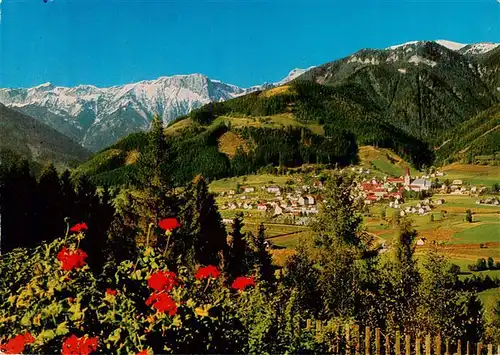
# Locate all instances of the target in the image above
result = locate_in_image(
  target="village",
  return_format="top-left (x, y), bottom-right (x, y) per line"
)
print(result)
top-left (215, 166), bottom-right (493, 227)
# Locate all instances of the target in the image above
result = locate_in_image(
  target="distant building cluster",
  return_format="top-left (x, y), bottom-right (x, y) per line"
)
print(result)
top-left (359, 168), bottom-right (432, 205)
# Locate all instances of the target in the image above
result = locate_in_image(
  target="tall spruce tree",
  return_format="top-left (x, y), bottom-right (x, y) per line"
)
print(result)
top-left (248, 223), bottom-right (274, 284)
top-left (135, 114), bottom-right (177, 230)
top-left (379, 219), bottom-right (421, 335)
top-left (74, 174), bottom-right (111, 271)
top-left (36, 163), bottom-right (63, 243)
top-left (311, 173), bottom-right (364, 250)
top-left (177, 175), bottom-right (228, 269)
top-left (59, 170), bottom-right (76, 225)
top-left (227, 212), bottom-right (250, 280)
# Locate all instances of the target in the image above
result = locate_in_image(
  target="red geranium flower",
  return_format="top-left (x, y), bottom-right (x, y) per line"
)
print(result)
top-left (145, 292), bottom-right (178, 316)
top-left (231, 276), bottom-right (255, 291)
top-left (57, 247), bottom-right (88, 271)
top-left (158, 218), bottom-right (181, 232)
top-left (69, 222), bottom-right (88, 233)
top-left (0, 333), bottom-right (35, 354)
top-left (147, 270), bottom-right (178, 292)
top-left (195, 265), bottom-right (221, 280)
top-left (136, 350), bottom-right (149, 355)
top-left (61, 335), bottom-right (98, 355)
top-left (105, 288), bottom-right (117, 296)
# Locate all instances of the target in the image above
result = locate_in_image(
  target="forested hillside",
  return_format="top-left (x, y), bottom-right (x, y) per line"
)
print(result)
top-left (0, 103), bottom-right (91, 171)
top-left (298, 41), bottom-right (499, 143)
top-left (78, 79), bottom-right (438, 186)
top-left (436, 105), bottom-right (500, 164)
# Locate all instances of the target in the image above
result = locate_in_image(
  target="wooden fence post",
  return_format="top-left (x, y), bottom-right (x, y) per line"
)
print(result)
top-left (385, 334), bottom-right (390, 355)
top-left (486, 344), bottom-right (492, 355)
top-left (346, 325), bottom-right (351, 355)
top-left (457, 340), bottom-right (462, 355)
top-left (355, 325), bottom-right (360, 355)
top-left (416, 337), bottom-right (421, 355)
top-left (405, 334), bottom-right (411, 355)
top-left (336, 323), bottom-right (340, 355)
top-left (306, 319), bottom-right (312, 331)
top-left (436, 334), bottom-right (442, 355)
top-left (375, 328), bottom-right (381, 355)
top-left (365, 327), bottom-right (371, 355)
top-left (395, 331), bottom-right (401, 355)
top-left (425, 334), bottom-right (431, 355)
top-left (445, 339), bottom-right (450, 355)
top-left (477, 343), bottom-right (482, 355)
top-left (466, 341), bottom-right (471, 355)
top-left (315, 320), bottom-right (321, 335)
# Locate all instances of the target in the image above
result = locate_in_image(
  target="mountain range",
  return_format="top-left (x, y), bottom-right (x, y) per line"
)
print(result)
top-left (0, 39), bottom-right (498, 158)
top-left (0, 69), bottom-right (307, 151)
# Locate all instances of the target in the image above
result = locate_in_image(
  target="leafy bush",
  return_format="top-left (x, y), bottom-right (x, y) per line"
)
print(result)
top-left (0, 230), bottom-right (325, 354)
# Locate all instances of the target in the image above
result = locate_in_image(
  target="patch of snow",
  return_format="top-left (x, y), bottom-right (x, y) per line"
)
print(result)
top-left (408, 55), bottom-right (437, 67)
top-left (462, 43), bottom-right (500, 55)
top-left (275, 66), bottom-right (316, 86)
top-left (435, 40), bottom-right (467, 51)
top-left (387, 41), bottom-right (420, 50)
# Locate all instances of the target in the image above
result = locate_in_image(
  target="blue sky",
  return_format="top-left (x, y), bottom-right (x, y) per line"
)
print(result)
top-left (0, 0), bottom-right (499, 88)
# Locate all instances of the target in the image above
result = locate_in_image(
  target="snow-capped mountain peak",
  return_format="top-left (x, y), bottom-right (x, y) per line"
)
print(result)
top-left (275, 67), bottom-right (316, 86)
top-left (386, 40), bottom-right (499, 55)
top-left (0, 68), bottom-right (313, 151)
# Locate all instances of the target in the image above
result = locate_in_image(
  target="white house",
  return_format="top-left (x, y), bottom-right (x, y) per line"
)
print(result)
top-left (274, 205), bottom-right (283, 215)
top-left (244, 187), bottom-right (255, 193)
top-left (257, 204), bottom-right (268, 211)
top-left (416, 238), bottom-right (426, 246)
top-left (306, 195), bottom-right (315, 205)
top-left (409, 178), bottom-right (432, 192)
top-left (267, 185), bottom-right (281, 193)
top-left (222, 218), bottom-right (234, 225)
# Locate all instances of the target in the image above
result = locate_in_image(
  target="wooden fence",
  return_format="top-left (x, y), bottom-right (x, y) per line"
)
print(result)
top-left (303, 320), bottom-right (500, 355)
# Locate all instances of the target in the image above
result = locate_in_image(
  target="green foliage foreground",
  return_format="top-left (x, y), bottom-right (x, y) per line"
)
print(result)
top-left (0, 232), bottom-right (323, 354)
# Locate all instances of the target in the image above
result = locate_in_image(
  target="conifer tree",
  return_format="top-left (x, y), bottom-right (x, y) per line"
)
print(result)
top-left (249, 223), bottom-right (274, 284)
top-left (177, 176), bottom-right (228, 269)
top-left (379, 219), bottom-right (421, 334)
top-left (59, 170), bottom-right (76, 224)
top-left (36, 163), bottom-right (63, 243)
top-left (135, 114), bottom-right (176, 226)
top-left (311, 173), bottom-right (364, 250)
top-left (227, 212), bottom-right (250, 279)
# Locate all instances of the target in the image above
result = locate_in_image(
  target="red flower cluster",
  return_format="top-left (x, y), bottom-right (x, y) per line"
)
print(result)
top-left (147, 270), bottom-right (178, 292)
top-left (158, 218), bottom-right (181, 232)
top-left (61, 335), bottom-right (98, 355)
top-left (0, 333), bottom-right (35, 354)
top-left (231, 276), bottom-right (255, 291)
top-left (195, 265), bottom-right (221, 280)
top-left (145, 292), bottom-right (178, 316)
top-left (69, 222), bottom-right (88, 233)
top-left (136, 350), bottom-right (149, 355)
top-left (57, 247), bottom-right (88, 271)
top-left (105, 288), bottom-right (117, 296)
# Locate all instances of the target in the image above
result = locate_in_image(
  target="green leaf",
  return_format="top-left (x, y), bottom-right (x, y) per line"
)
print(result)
top-left (56, 321), bottom-right (69, 336)
top-left (20, 312), bottom-right (31, 327)
top-left (40, 329), bottom-right (56, 341)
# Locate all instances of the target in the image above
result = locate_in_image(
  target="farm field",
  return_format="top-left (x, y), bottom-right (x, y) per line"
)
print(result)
top-left (441, 164), bottom-right (500, 187)
top-left (210, 162), bottom-right (499, 266)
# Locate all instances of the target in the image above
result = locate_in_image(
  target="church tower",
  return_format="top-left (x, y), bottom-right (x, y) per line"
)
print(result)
top-left (404, 167), bottom-right (411, 186)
